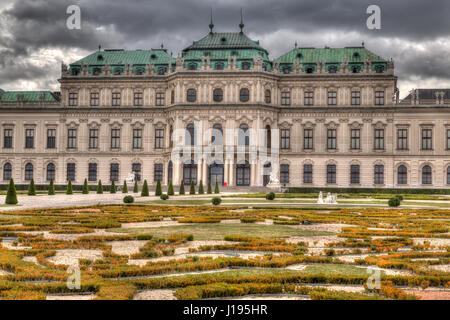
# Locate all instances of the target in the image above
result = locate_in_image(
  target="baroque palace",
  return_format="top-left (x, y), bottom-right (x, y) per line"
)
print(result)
top-left (1, 21), bottom-right (450, 190)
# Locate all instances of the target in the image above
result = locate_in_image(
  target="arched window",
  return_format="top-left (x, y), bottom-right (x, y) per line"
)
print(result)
top-left (114, 67), bottom-right (122, 75)
top-left (183, 160), bottom-right (197, 185)
top-left (213, 88), bottom-right (223, 102)
top-left (188, 63), bottom-right (197, 70)
top-left (422, 165), bottom-right (432, 185)
top-left (157, 67), bottom-right (167, 75)
top-left (46, 163), bottom-right (55, 181)
top-left (265, 125), bottom-right (271, 149)
top-left (214, 62), bottom-right (224, 70)
top-left (110, 163), bottom-right (119, 182)
top-left (135, 67), bottom-right (144, 75)
top-left (375, 65), bottom-right (384, 73)
top-left (238, 124), bottom-right (249, 147)
top-left (306, 67), bottom-right (314, 74)
top-left (168, 161), bottom-right (173, 183)
top-left (397, 165), bottom-right (407, 185)
top-left (186, 124), bottom-right (195, 146)
top-left (132, 163), bottom-right (141, 182)
top-left (265, 89), bottom-right (271, 104)
top-left (447, 166), bottom-right (450, 185)
top-left (25, 163), bottom-right (33, 181)
top-left (3, 163), bottom-right (12, 181)
top-left (241, 62), bottom-right (251, 70)
top-left (187, 89), bottom-right (196, 102)
top-left (169, 125), bottom-right (173, 148)
top-left (283, 67), bottom-right (290, 74)
top-left (329, 66), bottom-right (337, 73)
top-left (352, 65), bottom-right (361, 73)
top-left (92, 67), bottom-right (101, 75)
top-left (212, 124), bottom-right (223, 145)
top-left (240, 88), bottom-right (249, 103)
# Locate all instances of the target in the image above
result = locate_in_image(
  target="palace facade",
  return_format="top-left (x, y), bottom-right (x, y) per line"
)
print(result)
top-left (1, 24), bottom-right (450, 189)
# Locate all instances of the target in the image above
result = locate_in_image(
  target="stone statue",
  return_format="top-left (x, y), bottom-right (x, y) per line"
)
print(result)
top-left (317, 191), bottom-right (324, 204)
top-left (125, 172), bottom-right (135, 186)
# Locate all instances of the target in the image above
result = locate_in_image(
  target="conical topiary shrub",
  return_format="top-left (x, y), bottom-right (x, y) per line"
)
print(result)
top-left (207, 182), bottom-right (212, 194)
top-left (97, 180), bottom-right (103, 194)
top-left (189, 180), bottom-right (195, 195)
top-left (167, 180), bottom-right (174, 196)
top-left (5, 179), bottom-right (18, 205)
top-left (82, 178), bottom-right (89, 194)
top-left (27, 179), bottom-right (36, 196)
top-left (133, 180), bottom-right (139, 193)
top-left (155, 179), bottom-right (162, 196)
top-left (198, 180), bottom-right (204, 194)
top-left (141, 180), bottom-right (149, 196)
top-left (110, 180), bottom-right (117, 194)
top-left (214, 181), bottom-right (220, 194)
top-left (122, 181), bottom-right (128, 193)
top-left (179, 180), bottom-right (185, 195)
top-left (66, 180), bottom-right (73, 195)
top-left (48, 179), bottom-right (55, 196)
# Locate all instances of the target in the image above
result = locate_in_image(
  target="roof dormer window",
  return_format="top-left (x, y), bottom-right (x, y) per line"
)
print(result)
top-left (242, 62), bottom-right (250, 70)
top-left (114, 68), bottom-right (123, 75)
top-left (150, 54), bottom-right (157, 60)
top-left (352, 65), bottom-right (361, 73)
top-left (297, 53), bottom-right (303, 59)
top-left (283, 67), bottom-right (290, 74)
top-left (375, 65), bottom-right (384, 73)
top-left (97, 54), bottom-right (104, 61)
top-left (329, 66), bottom-right (337, 73)
top-left (188, 63), bottom-right (197, 70)
top-left (220, 37), bottom-right (227, 43)
top-left (93, 67), bottom-right (101, 75)
top-left (353, 52), bottom-right (360, 58)
top-left (135, 67), bottom-right (144, 75)
top-left (215, 62), bottom-right (224, 70)
top-left (71, 68), bottom-right (80, 76)
top-left (306, 67), bottom-right (314, 74)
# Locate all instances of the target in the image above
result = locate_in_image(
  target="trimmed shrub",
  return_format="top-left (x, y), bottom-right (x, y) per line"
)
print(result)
top-left (198, 180), bottom-right (204, 194)
top-left (122, 181), bottom-right (128, 193)
top-left (179, 181), bottom-right (185, 195)
top-left (155, 179), bottom-right (162, 196)
top-left (266, 192), bottom-right (275, 200)
top-left (97, 180), bottom-right (103, 194)
top-left (66, 180), bottom-right (73, 195)
top-left (160, 194), bottom-right (169, 200)
top-left (27, 179), bottom-right (36, 196)
top-left (82, 178), bottom-right (89, 194)
top-left (212, 197), bottom-right (222, 206)
top-left (388, 197), bottom-right (401, 207)
top-left (110, 180), bottom-right (117, 194)
top-left (48, 179), bottom-right (55, 196)
top-left (214, 181), bottom-right (220, 194)
top-left (396, 195), bottom-right (404, 201)
top-left (133, 181), bottom-right (139, 193)
top-left (123, 195), bottom-right (134, 204)
top-left (168, 180), bottom-right (174, 196)
top-left (5, 179), bottom-right (18, 205)
top-left (141, 180), bottom-right (149, 196)
top-left (189, 180), bottom-right (195, 195)
top-left (207, 182), bottom-right (212, 194)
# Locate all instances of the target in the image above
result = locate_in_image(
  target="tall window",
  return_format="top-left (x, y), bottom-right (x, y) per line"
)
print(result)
top-left (25, 163), bottom-right (33, 181)
top-left (4, 129), bottom-right (13, 148)
top-left (134, 92), bottom-right (143, 106)
top-left (375, 91), bottom-right (385, 105)
top-left (281, 129), bottom-right (290, 149)
top-left (211, 124), bottom-right (223, 145)
top-left (447, 130), bottom-right (450, 150)
top-left (374, 129), bottom-right (384, 150)
top-left (422, 165), bottom-right (432, 185)
top-left (447, 167), bottom-right (450, 185)
top-left (112, 92), bottom-right (121, 106)
top-left (156, 92), bottom-right (165, 106)
top-left (351, 129), bottom-right (360, 150)
top-left (213, 88), bottom-right (223, 102)
top-left (88, 163), bottom-right (97, 182)
top-left (327, 164), bottom-right (336, 184)
top-left (328, 91), bottom-right (337, 105)
top-left (90, 92), bottom-right (99, 106)
top-left (303, 164), bottom-right (313, 184)
top-left (66, 163), bottom-right (75, 181)
top-left (46, 163), bottom-right (55, 181)
top-left (374, 165), bottom-right (384, 185)
top-left (238, 124), bottom-right (249, 147)
top-left (25, 129), bottom-right (34, 148)
top-left (281, 92), bottom-right (290, 106)
top-left (304, 129), bottom-right (313, 150)
top-left (186, 124), bottom-right (195, 146)
top-left (89, 129), bottom-right (98, 149)
top-left (351, 91), bottom-right (361, 106)
top-left (110, 163), bottom-right (119, 182)
top-left (69, 93), bottom-right (78, 106)
top-left (304, 92), bottom-right (314, 106)
top-left (280, 164), bottom-right (289, 184)
top-left (3, 163), bottom-right (12, 181)
top-left (111, 129), bottom-right (120, 149)
top-left (397, 129), bottom-right (408, 150)
top-left (67, 129), bottom-right (77, 149)
top-left (155, 129), bottom-right (164, 149)
top-left (132, 163), bottom-right (141, 182)
top-left (154, 163), bottom-right (163, 182)
top-left (327, 129), bottom-right (337, 150)
top-left (133, 129), bottom-right (142, 149)
top-left (240, 88), bottom-right (249, 102)
top-left (397, 165), bottom-right (407, 185)
top-left (171, 90), bottom-right (175, 104)
top-left (241, 62), bottom-right (251, 70)
top-left (187, 89), bottom-right (196, 103)
top-left (265, 90), bottom-right (271, 103)
top-left (350, 165), bottom-right (360, 184)
top-left (47, 129), bottom-right (56, 149)
top-left (421, 129), bottom-right (432, 150)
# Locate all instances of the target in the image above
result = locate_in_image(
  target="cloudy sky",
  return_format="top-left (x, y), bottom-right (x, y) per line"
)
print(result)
top-left (1, 0), bottom-right (449, 98)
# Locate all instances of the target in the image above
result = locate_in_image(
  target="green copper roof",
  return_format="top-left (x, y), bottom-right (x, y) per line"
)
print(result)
top-left (0, 91), bottom-right (59, 103)
top-left (0, 89), bottom-right (4, 94)
top-left (184, 32), bottom-right (267, 52)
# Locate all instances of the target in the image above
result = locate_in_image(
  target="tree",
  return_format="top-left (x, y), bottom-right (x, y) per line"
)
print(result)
top-left (5, 179), bottom-right (18, 205)
top-left (167, 180), bottom-right (174, 196)
top-left (179, 180), bottom-right (185, 195)
top-left (214, 181), bottom-right (220, 194)
top-left (82, 178), bottom-right (89, 194)
top-left (155, 179), bottom-right (162, 196)
top-left (189, 180), bottom-right (196, 195)
top-left (110, 180), bottom-right (117, 194)
top-left (198, 180), bottom-right (204, 194)
top-left (27, 179), bottom-right (36, 196)
top-left (133, 180), bottom-right (139, 193)
top-left (207, 182), bottom-right (212, 194)
top-left (66, 180), bottom-right (73, 195)
top-left (48, 179), bottom-right (55, 196)
top-left (122, 180), bottom-right (128, 193)
top-left (141, 180), bottom-right (149, 196)
top-left (97, 180), bottom-right (103, 194)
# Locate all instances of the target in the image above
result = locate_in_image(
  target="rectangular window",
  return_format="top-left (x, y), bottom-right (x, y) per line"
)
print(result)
top-left (132, 163), bottom-right (142, 182)
top-left (88, 163), bottom-right (97, 182)
top-left (281, 92), bottom-right (291, 106)
top-left (47, 129), bottom-right (56, 149)
top-left (110, 163), bottom-right (119, 182)
top-left (350, 129), bottom-right (360, 150)
top-left (112, 92), bottom-right (121, 106)
top-left (327, 164), bottom-right (336, 184)
top-left (304, 129), bottom-right (313, 150)
top-left (281, 129), bottom-right (290, 149)
top-left (89, 129), bottom-right (98, 149)
top-left (154, 163), bottom-right (163, 182)
top-left (156, 93), bottom-right (165, 106)
top-left (328, 91), bottom-right (337, 105)
top-left (66, 163), bottom-right (76, 181)
top-left (421, 129), bottom-right (432, 150)
top-left (303, 164), bottom-right (313, 184)
top-left (155, 129), bottom-right (164, 149)
top-left (69, 93), bottom-right (78, 106)
top-left (327, 129), bottom-right (337, 150)
top-left (304, 92), bottom-right (314, 106)
top-left (397, 129), bottom-right (408, 150)
top-left (447, 129), bottom-right (450, 150)
top-left (374, 129), bottom-right (385, 150)
top-left (111, 129), bottom-right (120, 149)
top-left (90, 92), bottom-right (99, 106)
top-left (350, 165), bottom-right (360, 184)
top-left (134, 92), bottom-right (143, 106)
top-left (374, 165), bottom-right (384, 185)
top-left (351, 91), bottom-right (361, 106)
top-left (67, 129), bottom-right (77, 149)
top-left (280, 164), bottom-right (289, 184)
top-left (3, 129), bottom-right (13, 148)
top-left (133, 129), bottom-right (142, 149)
top-left (375, 91), bottom-right (385, 105)
top-left (25, 129), bottom-right (34, 149)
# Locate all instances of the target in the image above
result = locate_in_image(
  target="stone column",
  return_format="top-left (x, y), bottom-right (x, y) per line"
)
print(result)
top-left (224, 160), bottom-right (229, 186)
top-left (197, 158), bottom-right (202, 184)
top-left (250, 163), bottom-right (256, 186)
top-left (229, 163), bottom-right (235, 187)
top-left (202, 159), bottom-right (208, 185)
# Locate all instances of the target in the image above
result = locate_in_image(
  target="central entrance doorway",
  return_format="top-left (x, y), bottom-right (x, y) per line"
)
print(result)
top-left (263, 162), bottom-right (271, 186)
top-left (209, 162), bottom-right (224, 186)
top-left (236, 160), bottom-right (250, 186)
top-left (183, 160), bottom-right (197, 185)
